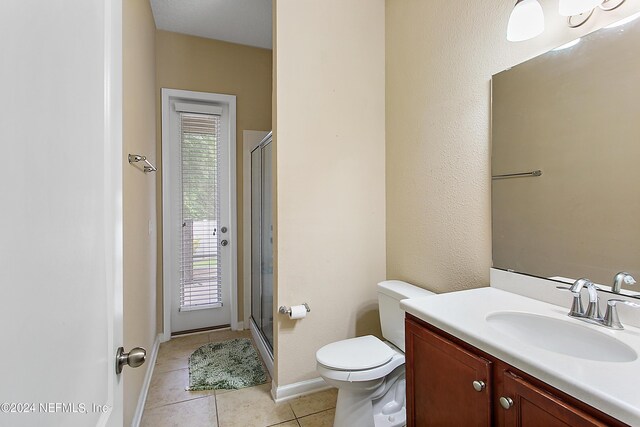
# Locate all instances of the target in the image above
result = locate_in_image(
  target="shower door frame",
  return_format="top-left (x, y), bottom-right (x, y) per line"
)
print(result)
top-left (242, 131), bottom-right (275, 378)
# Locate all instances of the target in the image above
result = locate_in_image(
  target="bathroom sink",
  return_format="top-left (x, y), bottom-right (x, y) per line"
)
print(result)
top-left (486, 311), bottom-right (637, 363)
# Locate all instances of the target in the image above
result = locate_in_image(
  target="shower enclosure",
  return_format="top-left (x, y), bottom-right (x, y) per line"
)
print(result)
top-left (250, 132), bottom-right (273, 357)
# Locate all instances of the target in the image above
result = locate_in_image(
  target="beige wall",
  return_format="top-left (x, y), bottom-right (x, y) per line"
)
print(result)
top-left (123, 0), bottom-right (157, 424)
top-left (274, 0), bottom-right (386, 385)
top-left (155, 31), bottom-right (273, 327)
top-left (385, 0), bottom-right (640, 294)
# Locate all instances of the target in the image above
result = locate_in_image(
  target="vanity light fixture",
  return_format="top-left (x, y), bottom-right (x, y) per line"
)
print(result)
top-left (559, 0), bottom-right (603, 16)
top-left (507, 0), bottom-right (627, 41)
top-left (507, 0), bottom-right (545, 42)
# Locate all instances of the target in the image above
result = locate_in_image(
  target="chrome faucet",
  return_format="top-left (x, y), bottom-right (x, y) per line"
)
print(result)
top-left (568, 278), bottom-right (602, 321)
top-left (603, 299), bottom-right (640, 330)
top-left (559, 276), bottom-right (640, 330)
top-left (612, 272), bottom-right (636, 294)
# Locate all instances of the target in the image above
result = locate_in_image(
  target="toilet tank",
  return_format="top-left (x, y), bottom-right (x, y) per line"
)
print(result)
top-left (378, 280), bottom-right (434, 352)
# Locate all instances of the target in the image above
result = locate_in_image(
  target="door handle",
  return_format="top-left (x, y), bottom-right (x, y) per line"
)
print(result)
top-left (115, 346), bottom-right (146, 374)
top-left (221, 239), bottom-right (229, 246)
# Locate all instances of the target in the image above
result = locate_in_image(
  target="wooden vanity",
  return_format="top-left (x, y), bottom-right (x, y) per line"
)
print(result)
top-left (405, 314), bottom-right (627, 427)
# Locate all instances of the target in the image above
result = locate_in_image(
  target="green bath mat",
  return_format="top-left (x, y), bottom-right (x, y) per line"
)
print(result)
top-left (187, 338), bottom-right (268, 391)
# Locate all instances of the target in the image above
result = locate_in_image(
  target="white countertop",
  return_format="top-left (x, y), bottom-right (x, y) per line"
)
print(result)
top-left (401, 287), bottom-right (640, 425)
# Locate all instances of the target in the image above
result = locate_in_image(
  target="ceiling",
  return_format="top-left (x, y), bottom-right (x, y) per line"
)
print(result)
top-left (150, 0), bottom-right (272, 49)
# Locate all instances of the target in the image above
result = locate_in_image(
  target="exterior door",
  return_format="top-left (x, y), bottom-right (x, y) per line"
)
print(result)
top-left (162, 90), bottom-right (237, 334)
top-left (0, 1), bottom-right (124, 426)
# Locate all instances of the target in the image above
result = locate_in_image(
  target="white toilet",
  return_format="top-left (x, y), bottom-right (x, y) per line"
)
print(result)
top-left (316, 280), bottom-right (434, 427)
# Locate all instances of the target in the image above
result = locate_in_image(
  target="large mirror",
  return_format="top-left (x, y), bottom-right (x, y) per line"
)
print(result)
top-left (491, 15), bottom-right (640, 295)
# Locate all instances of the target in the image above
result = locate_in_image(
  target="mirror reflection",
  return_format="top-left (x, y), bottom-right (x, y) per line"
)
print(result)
top-left (491, 16), bottom-right (640, 294)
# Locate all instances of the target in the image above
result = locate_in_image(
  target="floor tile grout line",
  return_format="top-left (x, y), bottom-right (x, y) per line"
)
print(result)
top-left (149, 366), bottom-right (190, 378)
top-left (152, 366), bottom-right (189, 375)
top-left (294, 406), bottom-right (336, 421)
top-left (264, 415), bottom-right (298, 427)
top-left (290, 396), bottom-right (337, 418)
top-left (213, 387), bottom-right (220, 427)
top-left (144, 393), bottom-right (213, 411)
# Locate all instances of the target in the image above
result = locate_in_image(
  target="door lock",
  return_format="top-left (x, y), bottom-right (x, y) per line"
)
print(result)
top-left (115, 347), bottom-right (146, 374)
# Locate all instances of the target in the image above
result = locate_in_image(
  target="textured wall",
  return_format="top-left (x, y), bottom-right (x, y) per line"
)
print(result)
top-left (155, 31), bottom-right (273, 327)
top-left (274, 0), bottom-right (386, 385)
top-left (385, 0), bottom-right (640, 294)
top-left (123, 0), bottom-right (157, 424)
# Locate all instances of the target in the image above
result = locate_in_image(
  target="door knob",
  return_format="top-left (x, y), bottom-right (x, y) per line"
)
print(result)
top-left (115, 347), bottom-right (146, 374)
top-left (221, 239), bottom-right (229, 246)
top-left (472, 380), bottom-right (486, 392)
top-left (499, 396), bottom-right (514, 410)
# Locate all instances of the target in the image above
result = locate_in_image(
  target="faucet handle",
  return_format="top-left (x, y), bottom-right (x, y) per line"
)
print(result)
top-left (557, 286), bottom-right (585, 317)
top-left (603, 299), bottom-right (640, 330)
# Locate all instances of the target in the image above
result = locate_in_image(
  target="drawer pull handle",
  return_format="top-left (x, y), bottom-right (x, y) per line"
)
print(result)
top-left (472, 380), bottom-right (486, 392)
top-left (499, 396), bottom-right (514, 410)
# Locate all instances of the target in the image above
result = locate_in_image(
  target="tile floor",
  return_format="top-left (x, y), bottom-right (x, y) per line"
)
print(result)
top-left (142, 329), bottom-right (337, 427)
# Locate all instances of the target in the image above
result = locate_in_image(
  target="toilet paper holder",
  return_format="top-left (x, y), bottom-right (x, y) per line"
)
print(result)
top-left (279, 303), bottom-right (311, 316)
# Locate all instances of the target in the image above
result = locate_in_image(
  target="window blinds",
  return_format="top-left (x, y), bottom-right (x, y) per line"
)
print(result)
top-left (179, 112), bottom-right (223, 310)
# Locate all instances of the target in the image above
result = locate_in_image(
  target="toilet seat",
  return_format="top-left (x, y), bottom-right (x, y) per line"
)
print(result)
top-left (317, 335), bottom-right (395, 371)
top-left (316, 336), bottom-right (405, 383)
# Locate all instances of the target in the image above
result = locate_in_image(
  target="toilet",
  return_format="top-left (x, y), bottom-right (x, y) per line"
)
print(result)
top-left (316, 280), bottom-right (434, 427)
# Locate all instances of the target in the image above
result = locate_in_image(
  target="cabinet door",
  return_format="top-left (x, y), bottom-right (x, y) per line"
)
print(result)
top-left (406, 319), bottom-right (492, 427)
top-left (501, 372), bottom-right (608, 427)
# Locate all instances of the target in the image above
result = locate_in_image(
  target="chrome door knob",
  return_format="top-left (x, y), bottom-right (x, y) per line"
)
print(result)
top-left (115, 346), bottom-right (146, 374)
top-left (499, 396), bottom-right (514, 410)
top-left (221, 239), bottom-right (229, 246)
top-left (472, 380), bottom-right (486, 392)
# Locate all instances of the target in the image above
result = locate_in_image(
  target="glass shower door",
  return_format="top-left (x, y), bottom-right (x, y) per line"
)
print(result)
top-left (250, 134), bottom-right (273, 353)
top-left (260, 142), bottom-right (273, 348)
top-left (250, 147), bottom-right (262, 336)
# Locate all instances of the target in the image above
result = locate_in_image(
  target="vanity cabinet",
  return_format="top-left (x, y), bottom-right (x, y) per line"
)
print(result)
top-left (405, 316), bottom-right (492, 426)
top-left (501, 371), bottom-right (607, 427)
top-left (405, 314), bottom-right (627, 427)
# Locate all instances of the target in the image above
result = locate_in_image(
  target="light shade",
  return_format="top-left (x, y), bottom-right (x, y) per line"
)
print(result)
top-left (559, 0), bottom-right (603, 16)
top-left (507, 0), bottom-right (545, 42)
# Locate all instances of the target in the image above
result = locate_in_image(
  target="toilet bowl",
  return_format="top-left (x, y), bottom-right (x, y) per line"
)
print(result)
top-left (316, 281), bottom-right (434, 427)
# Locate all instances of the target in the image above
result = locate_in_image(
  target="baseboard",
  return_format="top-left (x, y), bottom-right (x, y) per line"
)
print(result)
top-left (234, 320), bottom-right (244, 331)
top-left (131, 334), bottom-right (161, 427)
top-left (272, 377), bottom-right (330, 403)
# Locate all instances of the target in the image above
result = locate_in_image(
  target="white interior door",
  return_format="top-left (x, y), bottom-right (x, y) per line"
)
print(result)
top-left (0, 1), bottom-right (123, 427)
top-left (162, 90), bottom-right (237, 334)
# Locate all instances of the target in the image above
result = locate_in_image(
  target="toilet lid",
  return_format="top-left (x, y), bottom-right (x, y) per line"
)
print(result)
top-left (316, 335), bottom-right (395, 371)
